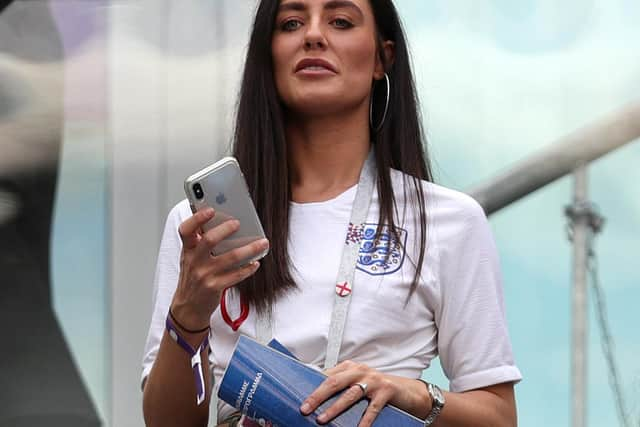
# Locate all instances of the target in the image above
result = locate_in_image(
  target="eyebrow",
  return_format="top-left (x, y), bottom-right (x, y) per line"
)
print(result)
top-left (278, 0), bottom-right (364, 19)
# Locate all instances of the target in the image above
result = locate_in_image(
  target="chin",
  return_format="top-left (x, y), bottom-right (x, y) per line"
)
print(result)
top-left (285, 92), bottom-right (363, 117)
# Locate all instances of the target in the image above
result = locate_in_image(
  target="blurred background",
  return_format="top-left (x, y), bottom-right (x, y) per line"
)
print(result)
top-left (0, 0), bottom-right (638, 426)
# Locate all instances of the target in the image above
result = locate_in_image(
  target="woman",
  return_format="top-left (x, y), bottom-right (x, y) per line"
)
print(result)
top-left (142, 0), bottom-right (522, 426)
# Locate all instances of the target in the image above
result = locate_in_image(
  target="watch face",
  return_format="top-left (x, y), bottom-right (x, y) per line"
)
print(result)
top-left (430, 383), bottom-right (445, 406)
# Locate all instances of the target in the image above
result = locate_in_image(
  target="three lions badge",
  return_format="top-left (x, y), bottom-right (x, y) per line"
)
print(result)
top-left (345, 222), bottom-right (407, 276)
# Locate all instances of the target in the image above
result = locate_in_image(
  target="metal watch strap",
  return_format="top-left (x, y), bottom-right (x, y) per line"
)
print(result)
top-left (165, 314), bottom-right (210, 405)
top-left (419, 380), bottom-right (445, 426)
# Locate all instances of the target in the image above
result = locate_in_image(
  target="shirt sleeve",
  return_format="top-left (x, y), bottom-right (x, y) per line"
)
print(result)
top-left (140, 200), bottom-right (189, 389)
top-left (435, 196), bottom-right (522, 392)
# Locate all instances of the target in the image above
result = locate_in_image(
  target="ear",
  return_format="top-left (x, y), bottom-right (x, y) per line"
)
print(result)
top-left (374, 40), bottom-right (395, 80)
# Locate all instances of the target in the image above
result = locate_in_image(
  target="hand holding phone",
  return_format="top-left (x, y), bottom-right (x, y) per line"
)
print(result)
top-left (184, 157), bottom-right (269, 267)
top-left (170, 157), bottom-right (269, 331)
top-left (171, 208), bottom-right (267, 333)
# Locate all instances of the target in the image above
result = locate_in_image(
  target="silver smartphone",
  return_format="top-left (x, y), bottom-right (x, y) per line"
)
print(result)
top-left (184, 157), bottom-right (268, 265)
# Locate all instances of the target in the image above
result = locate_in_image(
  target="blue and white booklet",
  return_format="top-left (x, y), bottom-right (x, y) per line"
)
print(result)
top-left (218, 335), bottom-right (424, 427)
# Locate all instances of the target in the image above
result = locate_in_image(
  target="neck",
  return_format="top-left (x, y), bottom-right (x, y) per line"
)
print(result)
top-left (286, 108), bottom-right (371, 203)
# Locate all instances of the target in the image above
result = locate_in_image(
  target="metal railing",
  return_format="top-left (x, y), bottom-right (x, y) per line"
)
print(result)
top-left (466, 101), bottom-right (640, 427)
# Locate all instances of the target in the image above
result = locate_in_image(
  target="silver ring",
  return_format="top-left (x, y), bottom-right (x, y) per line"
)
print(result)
top-left (354, 382), bottom-right (368, 396)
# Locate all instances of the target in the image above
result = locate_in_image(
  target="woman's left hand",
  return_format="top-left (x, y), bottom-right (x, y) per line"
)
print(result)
top-left (299, 360), bottom-right (422, 427)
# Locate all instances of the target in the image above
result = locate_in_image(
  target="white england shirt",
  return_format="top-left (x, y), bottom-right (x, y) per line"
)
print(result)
top-left (141, 169), bottom-right (522, 422)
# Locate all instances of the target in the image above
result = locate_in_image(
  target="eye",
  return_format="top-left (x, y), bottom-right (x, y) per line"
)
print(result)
top-left (281, 19), bottom-right (303, 32)
top-left (331, 18), bottom-right (354, 29)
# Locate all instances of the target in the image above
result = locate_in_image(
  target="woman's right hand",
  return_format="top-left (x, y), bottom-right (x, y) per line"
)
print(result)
top-left (170, 207), bottom-right (268, 332)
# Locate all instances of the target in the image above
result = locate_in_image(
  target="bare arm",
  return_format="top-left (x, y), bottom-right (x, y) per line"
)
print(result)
top-left (434, 382), bottom-right (516, 427)
top-left (301, 360), bottom-right (516, 427)
top-left (142, 208), bottom-right (269, 427)
top-left (142, 329), bottom-right (212, 427)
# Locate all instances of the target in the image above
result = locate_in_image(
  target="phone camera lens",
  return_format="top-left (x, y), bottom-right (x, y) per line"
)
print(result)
top-left (193, 183), bottom-right (204, 200)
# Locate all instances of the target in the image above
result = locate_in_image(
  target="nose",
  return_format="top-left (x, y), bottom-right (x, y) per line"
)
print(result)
top-left (303, 20), bottom-right (327, 50)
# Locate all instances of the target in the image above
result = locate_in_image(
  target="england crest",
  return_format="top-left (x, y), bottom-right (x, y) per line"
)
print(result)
top-left (346, 222), bottom-right (407, 276)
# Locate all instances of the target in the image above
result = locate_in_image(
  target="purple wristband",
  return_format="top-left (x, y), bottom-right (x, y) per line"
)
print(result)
top-left (165, 314), bottom-right (210, 405)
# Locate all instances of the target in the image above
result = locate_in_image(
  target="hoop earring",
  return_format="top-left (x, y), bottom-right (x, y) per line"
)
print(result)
top-left (369, 72), bottom-right (390, 133)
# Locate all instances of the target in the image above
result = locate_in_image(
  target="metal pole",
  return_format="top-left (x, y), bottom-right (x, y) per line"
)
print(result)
top-left (467, 101), bottom-right (640, 216)
top-left (571, 165), bottom-right (589, 427)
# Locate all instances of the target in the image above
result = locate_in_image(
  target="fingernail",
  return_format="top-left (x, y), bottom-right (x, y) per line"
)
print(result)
top-left (261, 239), bottom-right (270, 249)
top-left (317, 413), bottom-right (327, 423)
top-left (300, 403), bottom-right (310, 414)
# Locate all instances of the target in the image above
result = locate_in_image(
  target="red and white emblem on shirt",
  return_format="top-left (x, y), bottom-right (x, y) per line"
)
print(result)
top-left (335, 281), bottom-right (352, 297)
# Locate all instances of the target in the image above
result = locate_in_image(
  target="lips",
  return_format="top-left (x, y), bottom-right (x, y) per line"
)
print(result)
top-left (295, 58), bottom-right (337, 74)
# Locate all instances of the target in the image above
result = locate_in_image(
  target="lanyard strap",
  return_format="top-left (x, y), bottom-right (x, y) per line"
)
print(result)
top-left (255, 150), bottom-right (376, 370)
top-left (166, 315), bottom-right (210, 405)
top-left (324, 150), bottom-right (376, 368)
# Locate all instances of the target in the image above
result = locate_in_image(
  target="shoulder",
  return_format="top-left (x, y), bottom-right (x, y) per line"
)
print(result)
top-left (170, 198), bottom-right (192, 219)
top-left (166, 199), bottom-right (192, 227)
top-left (159, 199), bottom-right (192, 242)
top-left (388, 168), bottom-right (486, 226)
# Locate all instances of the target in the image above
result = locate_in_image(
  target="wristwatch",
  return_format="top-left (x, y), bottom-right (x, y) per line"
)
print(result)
top-left (421, 381), bottom-right (445, 426)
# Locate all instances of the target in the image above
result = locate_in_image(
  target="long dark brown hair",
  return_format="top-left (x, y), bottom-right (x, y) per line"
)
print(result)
top-left (233, 0), bottom-right (432, 314)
